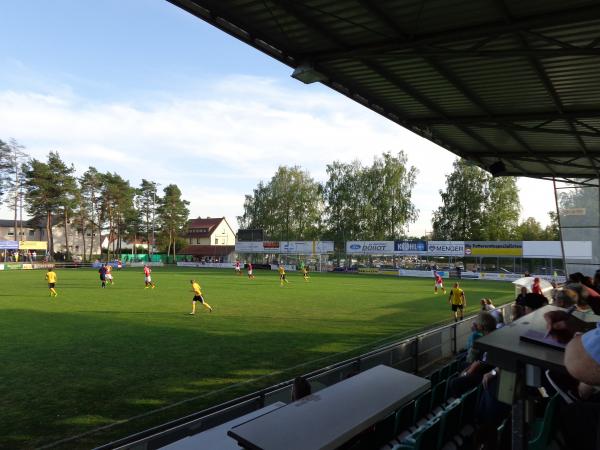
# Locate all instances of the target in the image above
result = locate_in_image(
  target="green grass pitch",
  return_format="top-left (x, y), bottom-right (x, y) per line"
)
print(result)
top-left (0, 267), bottom-right (515, 448)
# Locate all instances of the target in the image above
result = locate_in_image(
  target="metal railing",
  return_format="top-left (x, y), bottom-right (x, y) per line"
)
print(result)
top-left (95, 303), bottom-right (513, 450)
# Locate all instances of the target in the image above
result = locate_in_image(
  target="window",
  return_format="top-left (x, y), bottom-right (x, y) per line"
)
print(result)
top-left (28, 230), bottom-right (34, 237)
top-left (7, 231), bottom-right (13, 236)
top-left (215, 238), bottom-right (219, 244)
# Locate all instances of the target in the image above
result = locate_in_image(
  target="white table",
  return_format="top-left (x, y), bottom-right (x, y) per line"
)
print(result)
top-left (228, 365), bottom-right (430, 450)
top-left (160, 402), bottom-right (286, 449)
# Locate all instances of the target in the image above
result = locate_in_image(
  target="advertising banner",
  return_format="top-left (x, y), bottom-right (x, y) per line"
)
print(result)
top-left (0, 240), bottom-right (18, 250)
top-left (464, 241), bottom-right (522, 256)
top-left (427, 241), bottom-right (465, 256)
top-left (235, 242), bottom-right (267, 253)
top-left (346, 241), bottom-right (395, 254)
top-left (280, 241), bottom-right (334, 254)
top-left (394, 240), bottom-right (428, 255)
top-left (19, 241), bottom-right (47, 250)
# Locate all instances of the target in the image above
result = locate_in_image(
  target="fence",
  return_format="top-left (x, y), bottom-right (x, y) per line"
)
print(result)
top-left (96, 303), bottom-right (513, 450)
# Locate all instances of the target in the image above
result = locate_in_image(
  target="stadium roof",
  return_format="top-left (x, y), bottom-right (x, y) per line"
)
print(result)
top-left (169, 0), bottom-right (600, 185)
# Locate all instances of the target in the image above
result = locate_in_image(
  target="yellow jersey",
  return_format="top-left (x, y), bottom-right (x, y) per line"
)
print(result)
top-left (46, 271), bottom-right (57, 283)
top-left (192, 282), bottom-right (202, 296)
top-left (278, 266), bottom-right (285, 275)
top-left (450, 288), bottom-right (464, 305)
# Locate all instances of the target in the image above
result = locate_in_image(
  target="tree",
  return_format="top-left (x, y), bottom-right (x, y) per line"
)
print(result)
top-left (79, 167), bottom-right (103, 261)
top-left (136, 180), bottom-right (160, 258)
top-left (515, 217), bottom-right (545, 240)
top-left (238, 166), bottom-right (322, 240)
top-left (47, 152), bottom-right (77, 259)
top-left (3, 139), bottom-right (28, 239)
top-left (23, 157), bottom-right (62, 257)
top-left (432, 159), bottom-right (490, 240)
top-left (100, 173), bottom-right (135, 259)
top-left (543, 211), bottom-right (560, 240)
top-left (482, 177), bottom-right (520, 240)
top-left (323, 152), bottom-right (418, 242)
top-left (157, 184), bottom-right (190, 261)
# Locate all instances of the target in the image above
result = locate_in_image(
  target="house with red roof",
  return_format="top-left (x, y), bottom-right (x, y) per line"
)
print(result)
top-left (180, 217), bottom-right (236, 261)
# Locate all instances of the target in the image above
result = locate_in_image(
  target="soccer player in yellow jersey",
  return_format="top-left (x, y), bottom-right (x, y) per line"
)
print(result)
top-left (278, 264), bottom-right (289, 286)
top-left (189, 279), bottom-right (212, 315)
top-left (302, 266), bottom-right (310, 282)
top-left (45, 268), bottom-right (58, 297)
top-left (448, 282), bottom-right (466, 321)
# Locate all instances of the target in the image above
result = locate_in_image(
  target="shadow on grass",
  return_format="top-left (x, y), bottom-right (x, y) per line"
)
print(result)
top-left (0, 308), bottom-right (371, 449)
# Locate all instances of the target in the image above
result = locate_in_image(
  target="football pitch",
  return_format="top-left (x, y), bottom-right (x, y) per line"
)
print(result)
top-left (1, 267), bottom-right (515, 448)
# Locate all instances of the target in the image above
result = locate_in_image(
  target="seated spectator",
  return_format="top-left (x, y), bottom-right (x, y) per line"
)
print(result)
top-left (511, 303), bottom-right (525, 321)
top-left (466, 322), bottom-right (483, 363)
top-left (515, 286), bottom-right (528, 307)
top-left (291, 376), bottom-right (311, 401)
top-left (523, 293), bottom-right (548, 314)
top-left (553, 287), bottom-right (577, 309)
top-left (545, 310), bottom-right (600, 450)
top-left (480, 298), bottom-right (493, 311)
top-left (449, 312), bottom-right (497, 398)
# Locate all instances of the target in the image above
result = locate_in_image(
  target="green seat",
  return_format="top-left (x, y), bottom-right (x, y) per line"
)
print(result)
top-left (394, 417), bottom-right (442, 450)
top-left (445, 372), bottom-right (459, 401)
top-left (459, 386), bottom-right (480, 426)
top-left (374, 412), bottom-right (397, 447)
top-left (449, 359), bottom-right (460, 375)
top-left (431, 380), bottom-right (447, 410)
top-left (528, 394), bottom-right (559, 450)
top-left (438, 400), bottom-right (462, 448)
top-left (395, 400), bottom-right (416, 433)
top-left (414, 391), bottom-right (432, 423)
top-left (429, 369), bottom-right (440, 386)
top-left (439, 364), bottom-right (451, 381)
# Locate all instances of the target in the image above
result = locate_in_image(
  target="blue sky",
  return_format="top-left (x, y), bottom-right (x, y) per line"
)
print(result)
top-left (0, 0), bottom-right (555, 235)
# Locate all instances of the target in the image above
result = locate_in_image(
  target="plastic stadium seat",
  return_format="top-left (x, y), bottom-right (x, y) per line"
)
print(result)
top-left (439, 364), bottom-right (451, 381)
top-left (458, 387), bottom-right (479, 426)
top-left (394, 400), bottom-right (416, 434)
top-left (374, 412), bottom-right (398, 448)
top-left (394, 416), bottom-right (442, 450)
top-left (429, 369), bottom-right (440, 386)
top-left (413, 391), bottom-right (432, 424)
top-left (430, 380), bottom-right (448, 413)
top-left (528, 394), bottom-right (559, 450)
top-left (444, 373), bottom-right (459, 402)
top-left (437, 400), bottom-right (462, 448)
top-left (449, 359), bottom-right (460, 375)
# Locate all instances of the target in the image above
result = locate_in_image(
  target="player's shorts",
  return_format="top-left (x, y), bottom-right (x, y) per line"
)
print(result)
top-left (145, 276), bottom-right (152, 283)
top-left (248, 270), bottom-right (253, 276)
top-left (280, 274), bottom-right (286, 280)
top-left (106, 274), bottom-right (113, 280)
top-left (451, 304), bottom-right (464, 311)
top-left (99, 275), bottom-right (106, 281)
top-left (193, 294), bottom-right (205, 303)
top-left (235, 267), bottom-right (241, 271)
top-left (48, 283), bottom-right (55, 288)
top-left (435, 282), bottom-right (443, 289)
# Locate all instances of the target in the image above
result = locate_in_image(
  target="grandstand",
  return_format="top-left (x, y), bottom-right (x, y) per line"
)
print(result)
top-left (98, 1), bottom-right (600, 449)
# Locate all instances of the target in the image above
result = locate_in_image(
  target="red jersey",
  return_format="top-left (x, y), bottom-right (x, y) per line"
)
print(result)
top-left (435, 274), bottom-right (443, 284)
top-left (532, 283), bottom-right (542, 294)
top-left (144, 266), bottom-right (151, 276)
top-left (248, 263), bottom-right (253, 271)
top-left (235, 261), bottom-right (240, 268)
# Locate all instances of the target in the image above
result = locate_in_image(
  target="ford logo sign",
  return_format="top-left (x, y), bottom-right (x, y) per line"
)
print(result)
top-left (349, 244), bottom-right (361, 250)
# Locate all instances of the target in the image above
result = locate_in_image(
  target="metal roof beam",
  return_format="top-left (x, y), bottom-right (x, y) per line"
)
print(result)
top-left (410, 110), bottom-right (600, 125)
top-left (304, 4), bottom-right (600, 62)
top-left (468, 122), bottom-right (600, 139)
top-left (368, 48), bottom-right (600, 58)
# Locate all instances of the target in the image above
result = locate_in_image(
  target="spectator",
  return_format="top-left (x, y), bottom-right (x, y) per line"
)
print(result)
top-left (532, 277), bottom-right (543, 295)
top-left (511, 303), bottom-right (525, 321)
top-left (593, 270), bottom-right (600, 294)
top-left (449, 312), bottom-right (497, 398)
top-left (515, 286), bottom-right (528, 307)
top-left (480, 298), bottom-right (492, 311)
top-left (523, 293), bottom-right (548, 315)
top-left (545, 310), bottom-right (600, 450)
top-left (291, 376), bottom-right (311, 401)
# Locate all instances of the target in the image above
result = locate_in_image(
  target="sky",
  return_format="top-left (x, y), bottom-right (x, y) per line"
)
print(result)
top-left (0, 0), bottom-right (556, 236)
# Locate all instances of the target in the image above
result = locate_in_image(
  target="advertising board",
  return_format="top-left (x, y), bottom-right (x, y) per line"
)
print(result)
top-left (427, 241), bottom-right (465, 256)
top-left (346, 241), bottom-right (395, 254)
top-left (464, 241), bottom-right (522, 256)
top-left (394, 240), bottom-right (428, 255)
top-left (280, 241), bottom-right (334, 254)
top-left (19, 240), bottom-right (48, 250)
top-left (0, 240), bottom-right (18, 250)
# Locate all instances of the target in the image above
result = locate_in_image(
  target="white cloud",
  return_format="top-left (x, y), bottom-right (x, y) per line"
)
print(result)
top-left (0, 75), bottom-right (556, 235)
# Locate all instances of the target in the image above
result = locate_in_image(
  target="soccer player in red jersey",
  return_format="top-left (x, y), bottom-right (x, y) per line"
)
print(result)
top-left (434, 271), bottom-right (446, 294)
top-left (144, 264), bottom-right (155, 289)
